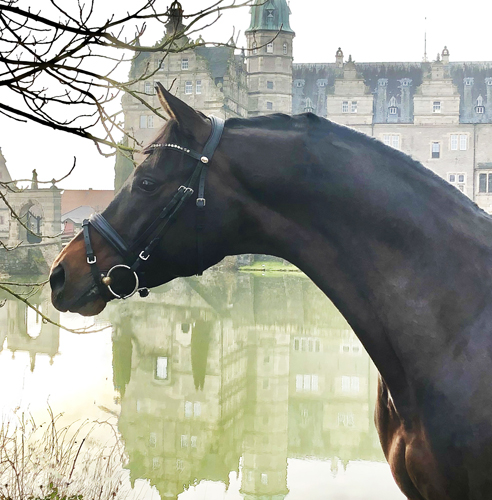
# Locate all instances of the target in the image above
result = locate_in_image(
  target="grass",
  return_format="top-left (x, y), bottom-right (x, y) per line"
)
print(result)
top-left (0, 409), bottom-right (129, 500)
top-left (239, 260), bottom-right (303, 274)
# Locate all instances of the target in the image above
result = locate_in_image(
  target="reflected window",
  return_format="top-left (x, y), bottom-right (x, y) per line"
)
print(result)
top-left (149, 432), bottom-right (157, 447)
top-left (155, 356), bottom-right (168, 380)
top-left (26, 305), bottom-right (42, 339)
top-left (261, 473), bottom-right (268, 485)
top-left (185, 401), bottom-right (192, 417)
top-left (338, 412), bottom-right (355, 427)
top-left (191, 436), bottom-right (197, 448)
top-left (152, 458), bottom-right (160, 470)
top-left (342, 376), bottom-right (360, 393)
top-left (194, 401), bottom-right (201, 417)
top-left (296, 374), bottom-right (319, 392)
top-left (176, 459), bottom-right (184, 471)
top-left (181, 435), bottom-right (188, 448)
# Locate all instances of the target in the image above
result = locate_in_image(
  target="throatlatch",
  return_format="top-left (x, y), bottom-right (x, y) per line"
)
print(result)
top-left (82, 115), bottom-right (225, 300)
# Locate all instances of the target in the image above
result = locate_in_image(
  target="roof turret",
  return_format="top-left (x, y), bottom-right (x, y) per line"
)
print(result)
top-left (246, 0), bottom-right (294, 34)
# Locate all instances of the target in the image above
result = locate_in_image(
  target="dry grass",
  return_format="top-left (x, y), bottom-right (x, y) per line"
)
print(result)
top-left (0, 408), bottom-right (131, 500)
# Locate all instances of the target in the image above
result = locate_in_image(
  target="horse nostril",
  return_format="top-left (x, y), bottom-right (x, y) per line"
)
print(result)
top-left (50, 263), bottom-right (66, 295)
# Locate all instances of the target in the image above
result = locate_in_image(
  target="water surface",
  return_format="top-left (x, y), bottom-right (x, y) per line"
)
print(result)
top-left (0, 271), bottom-right (404, 499)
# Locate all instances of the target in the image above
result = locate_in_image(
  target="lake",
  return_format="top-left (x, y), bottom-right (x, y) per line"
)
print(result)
top-left (0, 271), bottom-right (405, 499)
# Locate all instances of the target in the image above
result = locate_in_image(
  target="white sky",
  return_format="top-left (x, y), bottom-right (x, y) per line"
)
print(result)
top-left (0, 0), bottom-right (490, 190)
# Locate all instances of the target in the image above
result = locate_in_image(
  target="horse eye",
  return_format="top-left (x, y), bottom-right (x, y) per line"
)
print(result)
top-left (139, 179), bottom-right (157, 192)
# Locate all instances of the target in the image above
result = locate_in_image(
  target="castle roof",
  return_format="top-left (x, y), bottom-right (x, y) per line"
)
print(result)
top-left (246, 0), bottom-right (294, 34)
top-left (293, 60), bottom-right (492, 121)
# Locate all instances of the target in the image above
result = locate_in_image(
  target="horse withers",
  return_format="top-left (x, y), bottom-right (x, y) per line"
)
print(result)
top-left (50, 83), bottom-right (492, 499)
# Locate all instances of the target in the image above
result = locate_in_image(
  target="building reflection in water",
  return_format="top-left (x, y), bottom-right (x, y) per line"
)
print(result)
top-left (109, 272), bottom-right (384, 500)
top-left (0, 285), bottom-right (60, 371)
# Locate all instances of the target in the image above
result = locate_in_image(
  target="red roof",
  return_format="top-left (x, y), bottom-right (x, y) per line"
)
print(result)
top-left (61, 189), bottom-right (114, 214)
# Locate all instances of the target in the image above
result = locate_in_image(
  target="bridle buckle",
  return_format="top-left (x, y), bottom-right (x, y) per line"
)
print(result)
top-left (196, 198), bottom-right (206, 208)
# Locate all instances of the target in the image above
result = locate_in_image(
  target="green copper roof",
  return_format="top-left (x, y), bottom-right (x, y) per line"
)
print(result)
top-left (246, 0), bottom-right (294, 34)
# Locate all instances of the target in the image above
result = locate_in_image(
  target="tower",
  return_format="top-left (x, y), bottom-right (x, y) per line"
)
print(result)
top-left (245, 0), bottom-right (295, 116)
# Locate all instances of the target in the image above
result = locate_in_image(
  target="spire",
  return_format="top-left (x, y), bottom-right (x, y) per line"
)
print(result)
top-left (246, 0), bottom-right (294, 34)
top-left (165, 1), bottom-right (185, 37)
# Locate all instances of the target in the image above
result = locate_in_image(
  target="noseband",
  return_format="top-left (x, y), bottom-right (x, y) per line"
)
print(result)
top-left (82, 115), bottom-right (225, 300)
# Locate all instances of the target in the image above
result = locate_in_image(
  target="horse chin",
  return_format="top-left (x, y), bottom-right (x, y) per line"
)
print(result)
top-left (71, 297), bottom-right (107, 317)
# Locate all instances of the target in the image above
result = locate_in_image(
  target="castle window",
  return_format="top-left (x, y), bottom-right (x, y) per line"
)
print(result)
top-left (267, 81), bottom-right (274, 89)
top-left (140, 115), bottom-right (154, 129)
top-left (448, 172), bottom-right (466, 192)
top-left (450, 134), bottom-right (458, 150)
top-left (252, 42), bottom-right (257, 54)
top-left (383, 134), bottom-right (400, 149)
top-left (476, 106), bottom-right (485, 114)
top-left (266, 101), bottom-right (273, 110)
top-left (144, 82), bottom-right (153, 94)
top-left (185, 81), bottom-right (193, 94)
top-left (196, 80), bottom-right (202, 94)
top-left (460, 135), bottom-right (467, 150)
top-left (342, 101), bottom-right (349, 113)
top-left (351, 101), bottom-right (358, 113)
top-left (389, 106), bottom-right (398, 115)
top-left (181, 58), bottom-right (189, 70)
top-left (267, 42), bottom-right (273, 53)
top-left (433, 101), bottom-right (441, 113)
top-left (283, 42), bottom-right (288, 55)
top-left (432, 142), bottom-right (440, 158)
top-left (478, 173), bottom-right (492, 193)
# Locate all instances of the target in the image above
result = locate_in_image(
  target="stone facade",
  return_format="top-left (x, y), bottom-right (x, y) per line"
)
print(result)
top-left (0, 155), bottom-right (62, 275)
top-left (117, 1), bottom-right (492, 214)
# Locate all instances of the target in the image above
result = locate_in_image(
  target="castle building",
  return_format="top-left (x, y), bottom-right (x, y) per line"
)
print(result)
top-left (118, 1), bottom-right (492, 213)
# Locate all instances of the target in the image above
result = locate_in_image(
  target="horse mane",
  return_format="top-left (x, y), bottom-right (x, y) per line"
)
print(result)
top-left (226, 112), bottom-right (488, 217)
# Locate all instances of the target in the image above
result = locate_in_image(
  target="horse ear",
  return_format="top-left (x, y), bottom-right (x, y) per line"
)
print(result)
top-left (155, 82), bottom-right (209, 140)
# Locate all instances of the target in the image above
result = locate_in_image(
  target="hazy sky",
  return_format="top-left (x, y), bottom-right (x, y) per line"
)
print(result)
top-left (0, 0), bottom-right (490, 190)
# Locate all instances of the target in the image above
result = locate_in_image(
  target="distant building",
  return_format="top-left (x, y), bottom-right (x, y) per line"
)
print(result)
top-left (61, 189), bottom-right (114, 215)
top-left (116, 0), bottom-right (492, 215)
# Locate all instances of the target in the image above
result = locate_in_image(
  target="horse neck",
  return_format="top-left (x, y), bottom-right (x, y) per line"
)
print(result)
top-left (223, 122), bottom-right (492, 407)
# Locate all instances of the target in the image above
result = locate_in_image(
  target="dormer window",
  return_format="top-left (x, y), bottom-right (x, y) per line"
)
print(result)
top-left (476, 95), bottom-right (485, 114)
top-left (433, 101), bottom-right (442, 113)
top-left (267, 8), bottom-right (274, 18)
top-left (267, 42), bottom-right (273, 54)
top-left (388, 96), bottom-right (398, 115)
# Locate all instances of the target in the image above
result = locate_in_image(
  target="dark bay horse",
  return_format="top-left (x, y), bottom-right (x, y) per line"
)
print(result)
top-left (50, 83), bottom-right (492, 499)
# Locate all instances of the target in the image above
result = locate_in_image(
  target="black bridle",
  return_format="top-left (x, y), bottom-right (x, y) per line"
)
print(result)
top-left (82, 115), bottom-right (225, 300)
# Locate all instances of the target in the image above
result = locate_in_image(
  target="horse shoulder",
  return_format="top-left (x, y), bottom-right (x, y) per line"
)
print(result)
top-left (375, 376), bottom-right (453, 500)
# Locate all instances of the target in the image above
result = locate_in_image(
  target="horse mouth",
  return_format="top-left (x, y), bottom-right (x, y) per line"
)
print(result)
top-left (52, 281), bottom-right (108, 317)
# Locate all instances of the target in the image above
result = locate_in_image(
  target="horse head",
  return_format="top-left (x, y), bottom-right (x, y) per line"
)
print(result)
top-left (50, 83), bottom-right (240, 316)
